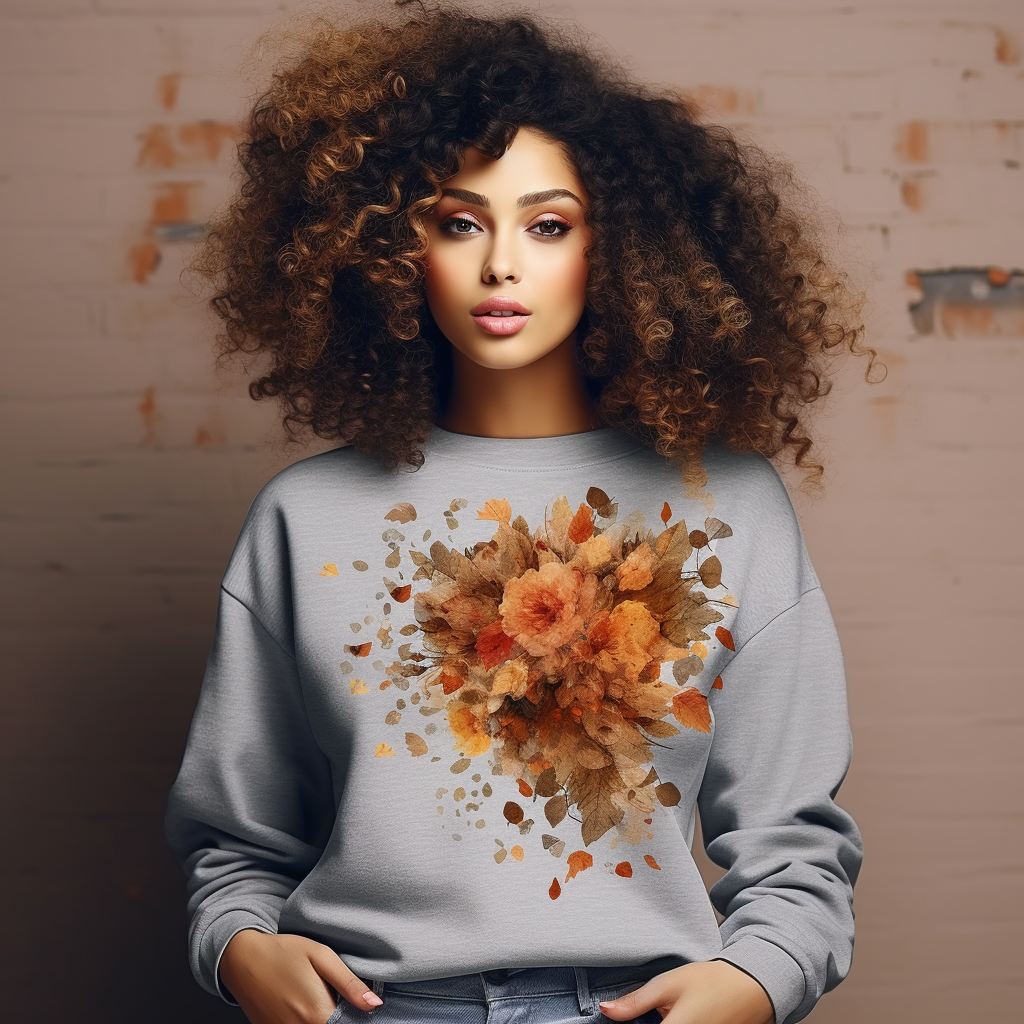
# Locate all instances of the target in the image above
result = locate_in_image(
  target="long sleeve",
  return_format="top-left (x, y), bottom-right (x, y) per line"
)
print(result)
top-left (699, 586), bottom-right (863, 1024)
top-left (165, 587), bottom-right (336, 1000)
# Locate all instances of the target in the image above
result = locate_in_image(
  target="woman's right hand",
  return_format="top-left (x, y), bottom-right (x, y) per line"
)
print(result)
top-left (219, 929), bottom-right (383, 1024)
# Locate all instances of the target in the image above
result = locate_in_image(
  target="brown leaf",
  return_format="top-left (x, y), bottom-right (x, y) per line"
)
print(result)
top-left (389, 583), bottom-right (412, 603)
top-left (705, 517), bottom-right (733, 541)
top-left (655, 782), bottom-right (682, 807)
top-left (385, 502), bottom-right (417, 524)
top-left (503, 801), bottom-right (525, 825)
top-left (450, 758), bottom-right (471, 774)
top-left (643, 719), bottom-right (680, 739)
top-left (688, 530), bottom-right (709, 549)
top-left (399, 624), bottom-right (419, 636)
top-left (661, 501), bottom-right (672, 525)
top-left (405, 733), bottom-right (428, 757)
top-left (672, 655), bottom-right (704, 686)
top-left (571, 765), bottom-right (625, 846)
top-left (715, 625), bottom-right (735, 651)
top-left (615, 861), bottom-right (633, 877)
top-left (517, 779), bottom-right (533, 798)
top-left (384, 549), bottom-right (401, 569)
top-left (541, 833), bottom-right (562, 851)
top-left (385, 710), bottom-right (401, 725)
top-left (672, 688), bottom-right (712, 733)
top-left (535, 766), bottom-right (559, 798)
top-left (644, 854), bottom-right (662, 870)
top-left (477, 498), bottom-right (512, 524)
top-left (565, 850), bottom-right (594, 881)
top-left (549, 877), bottom-right (561, 900)
top-left (587, 486), bottom-right (610, 509)
top-left (698, 555), bottom-right (723, 589)
top-left (544, 794), bottom-right (568, 827)
top-left (346, 642), bottom-right (372, 657)
top-left (567, 502), bottom-right (595, 543)
top-left (352, 560), bottom-right (368, 572)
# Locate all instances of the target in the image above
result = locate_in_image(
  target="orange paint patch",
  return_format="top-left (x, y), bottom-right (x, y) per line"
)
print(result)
top-left (157, 72), bottom-right (182, 111)
top-left (681, 85), bottom-right (756, 117)
top-left (715, 626), bottom-right (735, 651)
top-left (901, 177), bottom-right (924, 211)
top-left (129, 241), bottom-right (161, 284)
top-left (138, 386), bottom-right (157, 442)
top-left (614, 861), bottom-right (633, 877)
top-left (712, 675), bottom-right (723, 690)
top-left (152, 181), bottom-right (199, 224)
top-left (137, 121), bottom-right (239, 169)
top-left (643, 854), bottom-right (662, 870)
top-left (549, 877), bottom-right (561, 900)
top-left (995, 29), bottom-right (1020, 64)
top-left (987, 266), bottom-right (1012, 287)
top-left (510, 845), bottom-right (525, 862)
top-left (177, 121), bottom-right (238, 163)
top-left (319, 564), bottom-right (339, 577)
top-left (896, 121), bottom-right (929, 163)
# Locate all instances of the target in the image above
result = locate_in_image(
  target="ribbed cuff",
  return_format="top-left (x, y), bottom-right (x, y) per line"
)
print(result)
top-left (713, 935), bottom-right (806, 1024)
top-left (194, 908), bottom-right (279, 1003)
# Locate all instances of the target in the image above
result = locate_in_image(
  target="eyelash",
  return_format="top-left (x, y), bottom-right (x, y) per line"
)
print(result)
top-left (439, 215), bottom-right (573, 238)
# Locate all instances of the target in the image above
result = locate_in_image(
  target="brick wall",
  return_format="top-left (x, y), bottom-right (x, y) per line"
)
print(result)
top-left (1, 1), bottom-right (1021, 1020)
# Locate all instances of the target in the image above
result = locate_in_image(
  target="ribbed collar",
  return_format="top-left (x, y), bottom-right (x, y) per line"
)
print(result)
top-left (425, 426), bottom-right (645, 470)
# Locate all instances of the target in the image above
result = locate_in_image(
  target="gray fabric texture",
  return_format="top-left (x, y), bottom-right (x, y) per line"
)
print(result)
top-left (165, 427), bottom-right (862, 1023)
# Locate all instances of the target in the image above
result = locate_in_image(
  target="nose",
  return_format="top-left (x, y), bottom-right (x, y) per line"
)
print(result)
top-left (481, 230), bottom-right (521, 284)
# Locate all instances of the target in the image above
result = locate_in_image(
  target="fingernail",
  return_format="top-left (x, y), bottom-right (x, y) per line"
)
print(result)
top-left (363, 992), bottom-right (384, 1007)
top-left (599, 1001), bottom-right (616, 1009)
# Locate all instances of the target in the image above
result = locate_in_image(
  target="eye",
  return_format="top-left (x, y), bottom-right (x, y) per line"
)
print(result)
top-left (529, 217), bottom-right (572, 238)
top-left (439, 214), bottom-right (482, 235)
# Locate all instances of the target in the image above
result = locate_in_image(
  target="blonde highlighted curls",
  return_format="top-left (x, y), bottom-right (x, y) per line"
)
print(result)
top-left (195, 1), bottom-right (869, 473)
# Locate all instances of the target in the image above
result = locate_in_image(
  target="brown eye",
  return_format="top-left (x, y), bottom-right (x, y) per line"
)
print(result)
top-left (441, 215), bottom-right (481, 235)
top-left (530, 218), bottom-right (571, 237)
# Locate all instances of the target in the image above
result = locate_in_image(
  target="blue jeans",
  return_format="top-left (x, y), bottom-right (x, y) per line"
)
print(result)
top-left (325, 966), bottom-right (663, 1024)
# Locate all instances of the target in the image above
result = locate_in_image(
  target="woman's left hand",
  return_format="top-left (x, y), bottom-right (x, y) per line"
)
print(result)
top-left (598, 960), bottom-right (775, 1024)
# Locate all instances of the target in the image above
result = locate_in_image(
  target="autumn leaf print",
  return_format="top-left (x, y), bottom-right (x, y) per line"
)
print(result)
top-left (372, 490), bottom-right (736, 875)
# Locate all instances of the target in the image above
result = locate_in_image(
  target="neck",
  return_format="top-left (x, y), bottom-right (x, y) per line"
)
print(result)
top-left (437, 336), bottom-right (599, 438)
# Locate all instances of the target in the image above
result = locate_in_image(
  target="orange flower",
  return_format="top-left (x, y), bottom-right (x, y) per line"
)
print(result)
top-left (499, 562), bottom-right (587, 657)
top-left (447, 702), bottom-right (492, 756)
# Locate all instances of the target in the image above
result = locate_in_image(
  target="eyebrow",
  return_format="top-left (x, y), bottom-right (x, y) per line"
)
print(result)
top-left (439, 187), bottom-right (584, 208)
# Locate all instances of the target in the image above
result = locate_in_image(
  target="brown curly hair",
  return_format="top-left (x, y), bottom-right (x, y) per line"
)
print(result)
top-left (195, 0), bottom-right (869, 474)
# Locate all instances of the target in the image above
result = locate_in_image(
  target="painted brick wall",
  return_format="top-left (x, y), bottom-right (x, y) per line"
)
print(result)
top-left (1, 1), bottom-right (1021, 1021)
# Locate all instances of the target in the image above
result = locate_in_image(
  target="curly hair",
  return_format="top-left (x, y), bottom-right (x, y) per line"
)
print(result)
top-left (195, 0), bottom-right (869, 475)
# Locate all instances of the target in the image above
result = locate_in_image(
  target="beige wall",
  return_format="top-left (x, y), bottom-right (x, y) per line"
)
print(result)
top-left (2, 0), bottom-right (1022, 1020)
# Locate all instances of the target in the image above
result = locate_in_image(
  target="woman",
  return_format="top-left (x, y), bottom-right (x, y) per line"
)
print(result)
top-left (167, 5), bottom-right (867, 1024)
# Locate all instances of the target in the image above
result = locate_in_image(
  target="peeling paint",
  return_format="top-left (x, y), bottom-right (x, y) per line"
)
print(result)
top-left (128, 241), bottom-right (161, 284)
top-left (136, 121), bottom-right (239, 169)
top-left (994, 28), bottom-right (1020, 65)
top-left (677, 84), bottom-right (756, 117)
top-left (139, 386), bottom-right (157, 444)
top-left (896, 121), bottom-right (929, 163)
top-left (157, 72), bottom-right (182, 112)
top-left (908, 268), bottom-right (1024, 337)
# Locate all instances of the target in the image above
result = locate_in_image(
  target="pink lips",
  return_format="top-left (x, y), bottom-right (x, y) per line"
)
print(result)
top-left (471, 297), bottom-right (532, 336)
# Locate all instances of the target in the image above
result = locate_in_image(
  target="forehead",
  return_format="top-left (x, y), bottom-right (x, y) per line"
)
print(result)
top-left (444, 127), bottom-right (585, 197)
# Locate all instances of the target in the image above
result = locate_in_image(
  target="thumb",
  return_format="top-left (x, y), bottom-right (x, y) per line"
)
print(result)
top-left (308, 944), bottom-right (384, 1010)
top-left (599, 978), bottom-right (666, 1021)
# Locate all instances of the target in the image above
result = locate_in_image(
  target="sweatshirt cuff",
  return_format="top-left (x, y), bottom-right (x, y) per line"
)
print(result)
top-left (195, 908), bottom-right (279, 1003)
top-left (713, 935), bottom-right (806, 1024)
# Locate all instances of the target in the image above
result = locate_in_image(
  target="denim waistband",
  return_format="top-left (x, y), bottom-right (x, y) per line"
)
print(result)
top-left (380, 961), bottom-right (678, 1013)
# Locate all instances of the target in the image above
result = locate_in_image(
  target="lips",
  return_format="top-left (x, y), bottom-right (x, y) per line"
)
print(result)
top-left (471, 297), bottom-right (532, 336)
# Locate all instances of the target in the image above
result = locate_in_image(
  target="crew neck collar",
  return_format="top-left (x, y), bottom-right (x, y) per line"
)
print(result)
top-left (426, 425), bottom-right (645, 470)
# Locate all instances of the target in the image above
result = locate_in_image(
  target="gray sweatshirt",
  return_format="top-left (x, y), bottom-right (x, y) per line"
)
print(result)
top-left (165, 427), bottom-right (862, 1023)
